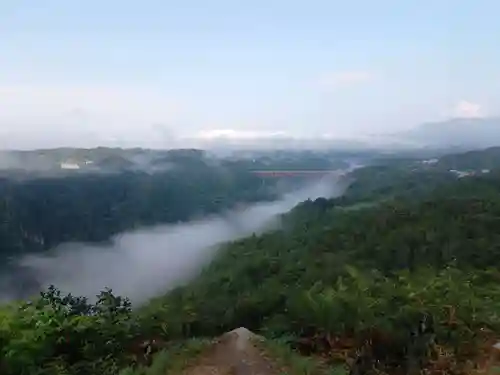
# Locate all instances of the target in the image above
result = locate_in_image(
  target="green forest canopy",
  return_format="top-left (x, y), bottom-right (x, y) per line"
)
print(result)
top-left (3, 147), bottom-right (500, 374)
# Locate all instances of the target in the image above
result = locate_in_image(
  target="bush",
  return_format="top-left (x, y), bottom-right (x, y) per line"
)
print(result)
top-left (0, 286), bottom-right (141, 375)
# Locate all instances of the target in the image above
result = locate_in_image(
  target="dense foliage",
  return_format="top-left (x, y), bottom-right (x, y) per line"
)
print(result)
top-left (3, 147), bottom-right (500, 374)
top-left (0, 154), bottom-right (277, 261)
top-left (0, 147), bottom-right (349, 262)
top-left (435, 146), bottom-right (500, 171)
top-left (140, 169), bottom-right (500, 374)
top-left (0, 286), bottom-right (141, 375)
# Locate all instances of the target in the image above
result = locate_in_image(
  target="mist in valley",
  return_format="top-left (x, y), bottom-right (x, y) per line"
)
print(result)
top-left (2, 174), bottom-right (347, 305)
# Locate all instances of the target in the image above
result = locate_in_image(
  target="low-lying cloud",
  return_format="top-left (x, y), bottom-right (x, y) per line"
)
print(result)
top-left (7, 174), bottom-right (346, 305)
top-left (452, 100), bottom-right (485, 119)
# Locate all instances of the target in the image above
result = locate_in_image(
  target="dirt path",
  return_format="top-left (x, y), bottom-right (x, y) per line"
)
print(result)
top-left (180, 328), bottom-right (283, 375)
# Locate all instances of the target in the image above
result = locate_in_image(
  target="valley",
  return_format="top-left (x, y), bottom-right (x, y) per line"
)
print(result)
top-left (2, 146), bottom-right (500, 374)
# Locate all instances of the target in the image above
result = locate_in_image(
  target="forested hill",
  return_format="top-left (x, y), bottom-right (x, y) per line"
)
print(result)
top-left (0, 167), bottom-right (271, 264)
top-left (141, 162), bottom-right (500, 374)
top-left (0, 147), bottom-right (353, 176)
top-left (0, 167), bottom-right (271, 255)
top-left (0, 147), bottom-right (356, 264)
top-left (2, 147), bottom-right (500, 374)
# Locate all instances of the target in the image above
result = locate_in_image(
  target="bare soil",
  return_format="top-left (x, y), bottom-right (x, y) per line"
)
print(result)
top-left (180, 328), bottom-right (284, 375)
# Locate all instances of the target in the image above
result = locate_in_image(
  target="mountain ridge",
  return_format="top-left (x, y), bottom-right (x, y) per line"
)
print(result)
top-left (399, 116), bottom-right (500, 149)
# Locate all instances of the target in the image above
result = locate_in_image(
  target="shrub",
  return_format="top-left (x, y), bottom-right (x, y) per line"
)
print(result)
top-left (0, 286), bottom-right (141, 375)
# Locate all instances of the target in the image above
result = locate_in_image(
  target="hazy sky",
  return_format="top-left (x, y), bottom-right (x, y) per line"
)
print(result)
top-left (1, 0), bottom-right (499, 148)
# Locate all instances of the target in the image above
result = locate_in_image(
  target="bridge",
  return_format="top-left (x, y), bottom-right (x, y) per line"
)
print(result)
top-left (250, 170), bottom-right (343, 177)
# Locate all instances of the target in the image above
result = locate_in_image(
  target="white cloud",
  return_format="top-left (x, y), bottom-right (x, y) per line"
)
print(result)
top-left (194, 129), bottom-right (288, 140)
top-left (318, 70), bottom-right (374, 87)
top-left (452, 100), bottom-right (485, 118)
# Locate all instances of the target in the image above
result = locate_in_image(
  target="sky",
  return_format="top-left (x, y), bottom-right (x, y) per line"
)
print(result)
top-left (1, 0), bottom-right (499, 149)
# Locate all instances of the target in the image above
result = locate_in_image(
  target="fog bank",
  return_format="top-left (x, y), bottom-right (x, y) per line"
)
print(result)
top-left (8, 174), bottom-right (346, 304)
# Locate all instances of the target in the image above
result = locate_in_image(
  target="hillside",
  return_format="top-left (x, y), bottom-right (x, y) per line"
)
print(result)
top-left (0, 147), bottom-right (352, 262)
top-left (0, 156), bottom-right (274, 258)
top-left (400, 117), bottom-right (500, 149)
top-left (0, 147), bottom-right (349, 301)
top-left (2, 147), bottom-right (500, 374)
top-left (0, 147), bottom-right (355, 176)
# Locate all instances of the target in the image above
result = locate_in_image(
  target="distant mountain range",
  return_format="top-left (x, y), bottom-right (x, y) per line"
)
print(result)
top-left (1, 117), bottom-right (498, 156)
top-left (182, 117), bottom-right (500, 153)
top-left (398, 117), bottom-right (500, 149)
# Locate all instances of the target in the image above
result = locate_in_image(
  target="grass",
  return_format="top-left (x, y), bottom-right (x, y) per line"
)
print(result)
top-left (257, 337), bottom-right (349, 375)
top-left (117, 330), bottom-right (353, 375)
top-left (119, 338), bottom-right (213, 375)
top-left (120, 334), bottom-right (348, 375)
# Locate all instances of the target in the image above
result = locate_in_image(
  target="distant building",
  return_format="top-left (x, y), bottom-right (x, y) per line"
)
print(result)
top-left (449, 169), bottom-right (490, 178)
top-left (60, 162), bottom-right (80, 170)
top-left (421, 158), bottom-right (438, 164)
top-left (449, 169), bottom-right (473, 178)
